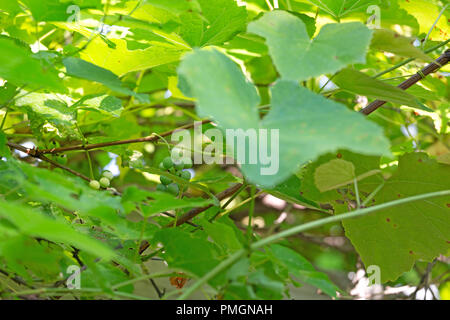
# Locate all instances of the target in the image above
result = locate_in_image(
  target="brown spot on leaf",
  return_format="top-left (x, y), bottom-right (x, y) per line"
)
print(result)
top-left (386, 218), bottom-right (391, 222)
top-left (409, 250), bottom-right (414, 255)
top-left (337, 153), bottom-right (342, 158)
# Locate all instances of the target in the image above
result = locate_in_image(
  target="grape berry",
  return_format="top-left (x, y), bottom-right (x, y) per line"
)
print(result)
top-left (89, 170), bottom-right (115, 190)
top-left (157, 156), bottom-right (193, 196)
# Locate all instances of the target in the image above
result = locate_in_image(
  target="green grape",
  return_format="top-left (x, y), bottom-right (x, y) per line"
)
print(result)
top-left (162, 156), bottom-right (174, 169)
top-left (174, 161), bottom-right (184, 170)
top-left (167, 183), bottom-right (180, 196)
top-left (89, 180), bottom-right (100, 190)
top-left (160, 175), bottom-right (172, 185)
top-left (99, 177), bottom-right (110, 188)
top-left (156, 184), bottom-right (167, 192)
top-left (180, 170), bottom-right (191, 180)
top-left (102, 171), bottom-right (114, 180)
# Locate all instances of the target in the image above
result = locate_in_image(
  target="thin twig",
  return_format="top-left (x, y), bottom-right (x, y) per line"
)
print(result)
top-left (360, 50), bottom-right (450, 115)
top-left (6, 142), bottom-right (91, 182)
top-left (38, 120), bottom-right (211, 154)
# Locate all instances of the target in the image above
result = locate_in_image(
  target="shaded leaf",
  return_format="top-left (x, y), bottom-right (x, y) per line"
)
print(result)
top-left (0, 37), bottom-right (64, 92)
top-left (343, 153), bottom-right (450, 282)
top-left (333, 68), bottom-right (431, 111)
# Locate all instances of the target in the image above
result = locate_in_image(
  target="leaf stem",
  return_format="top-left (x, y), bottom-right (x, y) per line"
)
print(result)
top-left (0, 109), bottom-right (8, 130)
top-left (353, 178), bottom-right (361, 209)
top-left (361, 182), bottom-right (385, 207)
top-left (86, 150), bottom-right (94, 180)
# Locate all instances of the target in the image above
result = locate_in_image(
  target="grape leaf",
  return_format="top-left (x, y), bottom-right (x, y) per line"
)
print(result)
top-left (307, 0), bottom-right (379, 19)
top-left (397, 0), bottom-right (449, 41)
top-left (370, 29), bottom-right (432, 62)
top-left (21, 0), bottom-right (70, 21)
top-left (314, 159), bottom-right (356, 192)
top-left (269, 244), bottom-right (339, 297)
top-left (300, 150), bottom-right (382, 204)
top-left (0, 37), bottom-right (64, 92)
top-left (200, 218), bottom-right (245, 253)
top-left (179, 0), bottom-right (247, 47)
top-left (56, 23), bottom-right (188, 77)
top-left (72, 94), bottom-right (124, 117)
top-left (314, 158), bottom-right (380, 193)
top-left (265, 175), bottom-right (321, 209)
top-left (155, 228), bottom-right (225, 285)
top-left (247, 11), bottom-right (373, 81)
top-left (121, 186), bottom-right (215, 217)
top-left (63, 57), bottom-right (148, 102)
top-left (0, 200), bottom-right (115, 260)
top-left (0, 131), bottom-right (10, 158)
top-left (343, 153), bottom-right (450, 282)
top-left (178, 48), bottom-right (390, 187)
top-left (333, 68), bottom-right (431, 111)
top-left (0, 0), bottom-right (22, 14)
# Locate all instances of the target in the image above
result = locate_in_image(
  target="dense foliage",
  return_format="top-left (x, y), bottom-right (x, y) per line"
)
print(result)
top-left (0, 0), bottom-right (449, 300)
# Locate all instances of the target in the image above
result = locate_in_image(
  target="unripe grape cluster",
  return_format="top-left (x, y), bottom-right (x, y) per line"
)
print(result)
top-left (157, 156), bottom-right (193, 196)
top-left (89, 170), bottom-right (115, 190)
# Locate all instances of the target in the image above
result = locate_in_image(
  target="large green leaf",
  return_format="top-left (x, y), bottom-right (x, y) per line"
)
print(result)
top-left (155, 228), bottom-right (224, 285)
top-left (265, 175), bottom-right (321, 209)
top-left (121, 186), bottom-right (215, 217)
top-left (21, 0), bottom-right (70, 21)
top-left (307, 0), bottom-right (379, 19)
top-left (0, 37), bottom-right (64, 92)
top-left (63, 57), bottom-right (148, 102)
top-left (0, 130), bottom-right (10, 158)
top-left (0, 0), bottom-right (22, 15)
top-left (179, 0), bottom-right (247, 47)
top-left (299, 150), bottom-right (383, 205)
top-left (397, 0), bottom-right (449, 41)
top-left (370, 29), bottom-right (432, 62)
top-left (56, 23), bottom-right (189, 77)
top-left (247, 11), bottom-right (372, 81)
top-left (72, 94), bottom-right (124, 117)
top-left (0, 200), bottom-right (115, 260)
top-left (14, 92), bottom-right (79, 138)
top-left (178, 48), bottom-right (390, 187)
top-left (314, 158), bottom-right (380, 192)
top-left (333, 68), bottom-right (431, 111)
top-left (269, 244), bottom-right (339, 297)
top-left (343, 153), bottom-right (450, 282)
top-left (200, 218), bottom-right (244, 253)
